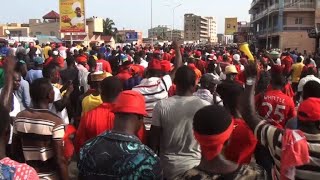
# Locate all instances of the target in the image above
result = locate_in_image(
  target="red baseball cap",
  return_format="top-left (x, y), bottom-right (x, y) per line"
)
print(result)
top-left (161, 60), bottom-right (172, 73)
top-left (148, 60), bottom-right (162, 70)
top-left (195, 51), bottom-right (202, 57)
top-left (113, 90), bottom-right (147, 116)
top-left (298, 98), bottom-right (320, 122)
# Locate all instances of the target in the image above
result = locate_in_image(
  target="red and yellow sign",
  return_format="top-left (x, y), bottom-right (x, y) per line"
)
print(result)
top-left (59, 0), bottom-right (86, 33)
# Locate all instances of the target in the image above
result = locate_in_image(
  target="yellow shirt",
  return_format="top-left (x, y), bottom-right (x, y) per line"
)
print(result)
top-left (81, 94), bottom-right (103, 114)
top-left (43, 46), bottom-right (52, 59)
top-left (291, 63), bottom-right (305, 83)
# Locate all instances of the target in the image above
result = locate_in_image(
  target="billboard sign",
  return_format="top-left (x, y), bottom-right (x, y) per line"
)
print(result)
top-left (125, 32), bottom-right (138, 42)
top-left (225, 18), bottom-right (238, 35)
top-left (60, 0), bottom-right (86, 33)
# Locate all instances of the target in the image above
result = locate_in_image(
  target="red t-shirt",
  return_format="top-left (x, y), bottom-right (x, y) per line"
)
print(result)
top-left (224, 118), bottom-right (257, 164)
top-left (255, 89), bottom-right (296, 128)
top-left (195, 59), bottom-right (207, 74)
top-left (162, 52), bottom-right (172, 61)
top-left (75, 103), bottom-right (115, 152)
top-left (97, 59), bottom-right (112, 73)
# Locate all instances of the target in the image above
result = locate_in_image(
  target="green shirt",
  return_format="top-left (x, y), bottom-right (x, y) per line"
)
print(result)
top-left (0, 68), bottom-right (4, 88)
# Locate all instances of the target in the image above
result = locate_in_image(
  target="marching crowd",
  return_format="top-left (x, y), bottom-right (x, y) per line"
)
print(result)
top-left (0, 40), bottom-right (319, 180)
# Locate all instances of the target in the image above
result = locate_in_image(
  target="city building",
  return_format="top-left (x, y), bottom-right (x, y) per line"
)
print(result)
top-left (233, 21), bottom-right (254, 43)
top-left (29, 10), bottom-right (104, 46)
top-left (0, 23), bottom-right (30, 38)
top-left (249, 0), bottom-right (320, 52)
top-left (184, 13), bottom-right (217, 43)
top-left (29, 10), bottom-right (61, 38)
top-left (165, 29), bottom-right (184, 41)
top-left (207, 17), bottom-right (218, 42)
top-left (217, 33), bottom-right (225, 44)
top-left (148, 25), bottom-right (171, 40)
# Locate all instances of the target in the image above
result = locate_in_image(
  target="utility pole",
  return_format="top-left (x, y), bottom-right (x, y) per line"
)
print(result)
top-left (266, 0), bottom-right (270, 50)
top-left (172, 4), bottom-right (182, 41)
top-left (151, 0), bottom-right (153, 46)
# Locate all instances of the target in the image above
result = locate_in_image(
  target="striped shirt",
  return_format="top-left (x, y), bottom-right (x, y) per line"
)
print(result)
top-left (14, 108), bottom-right (65, 174)
top-left (254, 120), bottom-right (320, 180)
top-left (132, 75), bottom-right (172, 130)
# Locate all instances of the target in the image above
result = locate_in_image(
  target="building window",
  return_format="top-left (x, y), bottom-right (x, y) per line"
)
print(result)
top-left (295, 17), bottom-right (303, 24)
top-left (35, 32), bottom-right (42, 35)
top-left (50, 31), bottom-right (55, 36)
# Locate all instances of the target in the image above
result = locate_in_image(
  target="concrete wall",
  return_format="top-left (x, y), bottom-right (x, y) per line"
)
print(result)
top-left (280, 31), bottom-right (315, 53)
top-left (29, 22), bottom-right (60, 38)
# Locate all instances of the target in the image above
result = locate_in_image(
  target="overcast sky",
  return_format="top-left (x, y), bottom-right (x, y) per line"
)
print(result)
top-left (0, 0), bottom-right (251, 36)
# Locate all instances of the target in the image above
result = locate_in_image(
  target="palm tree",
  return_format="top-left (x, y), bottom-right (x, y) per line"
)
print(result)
top-left (103, 18), bottom-right (116, 36)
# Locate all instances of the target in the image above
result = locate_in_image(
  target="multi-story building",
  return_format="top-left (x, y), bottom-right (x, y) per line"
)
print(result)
top-left (184, 13), bottom-right (217, 43)
top-left (165, 30), bottom-right (184, 41)
top-left (207, 17), bottom-right (218, 43)
top-left (0, 23), bottom-right (30, 37)
top-left (148, 25), bottom-right (171, 39)
top-left (217, 33), bottom-right (225, 44)
top-left (249, 0), bottom-right (320, 52)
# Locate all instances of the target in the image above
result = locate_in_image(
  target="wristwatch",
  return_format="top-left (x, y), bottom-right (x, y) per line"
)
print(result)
top-left (246, 78), bottom-right (256, 86)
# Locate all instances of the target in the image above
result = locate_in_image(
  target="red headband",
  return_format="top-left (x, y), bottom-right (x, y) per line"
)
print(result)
top-left (194, 121), bottom-right (234, 161)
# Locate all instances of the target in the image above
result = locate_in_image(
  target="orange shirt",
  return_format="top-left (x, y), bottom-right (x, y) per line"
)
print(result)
top-left (188, 63), bottom-right (202, 82)
top-left (75, 103), bottom-right (115, 152)
top-left (44, 56), bottom-right (65, 68)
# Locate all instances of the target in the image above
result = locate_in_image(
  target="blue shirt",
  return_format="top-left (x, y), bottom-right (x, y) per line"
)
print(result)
top-left (14, 78), bottom-right (31, 110)
top-left (25, 69), bottom-right (43, 84)
top-left (0, 47), bottom-right (9, 57)
top-left (78, 131), bottom-right (162, 179)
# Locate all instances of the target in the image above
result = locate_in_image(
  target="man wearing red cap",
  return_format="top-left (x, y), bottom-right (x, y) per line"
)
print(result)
top-left (176, 105), bottom-right (267, 179)
top-left (132, 41), bottom-right (182, 130)
top-left (78, 90), bottom-right (162, 179)
top-left (194, 50), bottom-right (206, 74)
top-left (241, 64), bottom-right (320, 180)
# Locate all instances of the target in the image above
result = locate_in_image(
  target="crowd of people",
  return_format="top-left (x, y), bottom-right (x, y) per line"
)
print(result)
top-left (0, 39), bottom-right (319, 180)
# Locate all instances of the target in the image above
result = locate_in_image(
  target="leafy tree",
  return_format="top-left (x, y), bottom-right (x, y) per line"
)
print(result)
top-left (103, 18), bottom-right (116, 36)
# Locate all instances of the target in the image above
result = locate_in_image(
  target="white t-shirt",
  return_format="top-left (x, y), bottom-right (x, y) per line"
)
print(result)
top-left (140, 59), bottom-right (148, 68)
top-left (132, 75), bottom-right (172, 130)
top-left (297, 75), bottom-right (320, 92)
top-left (0, 89), bottom-right (20, 117)
top-left (49, 85), bottom-right (69, 124)
top-left (77, 64), bottom-right (90, 93)
top-left (0, 90), bottom-right (20, 145)
top-left (152, 96), bottom-right (210, 179)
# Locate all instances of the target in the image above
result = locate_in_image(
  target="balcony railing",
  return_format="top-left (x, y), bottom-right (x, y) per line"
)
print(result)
top-left (283, 24), bottom-right (313, 31)
top-left (251, 2), bottom-right (315, 22)
top-left (284, 2), bottom-right (315, 9)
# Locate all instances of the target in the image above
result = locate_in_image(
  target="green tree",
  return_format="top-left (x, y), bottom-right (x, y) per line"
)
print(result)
top-left (103, 18), bottom-right (116, 36)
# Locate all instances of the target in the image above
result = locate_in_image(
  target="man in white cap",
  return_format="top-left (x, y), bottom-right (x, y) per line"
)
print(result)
top-left (43, 42), bottom-right (51, 59)
top-left (71, 1), bottom-right (85, 27)
top-left (233, 54), bottom-right (244, 72)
